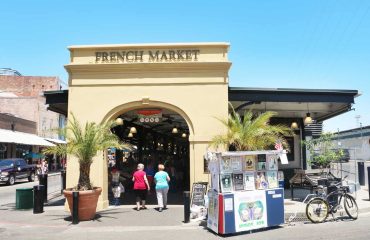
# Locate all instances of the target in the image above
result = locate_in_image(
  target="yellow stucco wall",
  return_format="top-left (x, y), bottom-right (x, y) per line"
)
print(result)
top-left (65, 42), bottom-right (231, 210)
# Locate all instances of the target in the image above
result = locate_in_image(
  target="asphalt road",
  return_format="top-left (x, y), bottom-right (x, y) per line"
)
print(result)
top-left (0, 173), bottom-right (61, 206)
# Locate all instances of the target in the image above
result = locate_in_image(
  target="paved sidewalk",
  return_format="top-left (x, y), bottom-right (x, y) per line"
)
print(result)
top-left (0, 187), bottom-right (369, 240)
top-left (284, 187), bottom-right (370, 222)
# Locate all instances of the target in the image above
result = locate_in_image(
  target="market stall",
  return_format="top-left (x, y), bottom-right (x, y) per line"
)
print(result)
top-left (206, 150), bottom-right (287, 235)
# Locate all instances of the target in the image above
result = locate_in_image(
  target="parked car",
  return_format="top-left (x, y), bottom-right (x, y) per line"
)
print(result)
top-left (0, 158), bottom-right (36, 185)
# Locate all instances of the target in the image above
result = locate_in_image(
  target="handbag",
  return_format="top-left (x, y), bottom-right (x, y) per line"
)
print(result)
top-left (119, 182), bottom-right (125, 193)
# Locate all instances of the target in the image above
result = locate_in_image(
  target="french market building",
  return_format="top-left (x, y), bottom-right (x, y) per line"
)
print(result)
top-left (45, 42), bottom-right (358, 210)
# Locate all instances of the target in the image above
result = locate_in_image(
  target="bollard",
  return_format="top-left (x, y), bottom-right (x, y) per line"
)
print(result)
top-left (183, 191), bottom-right (190, 223)
top-left (72, 191), bottom-right (79, 224)
top-left (33, 185), bottom-right (45, 214)
top-left (61, 170), bottom-right (66, 194)
top-left (368, 167), bottom-right (370, 200)
top-left (38, 174), bottom-right (48, 203)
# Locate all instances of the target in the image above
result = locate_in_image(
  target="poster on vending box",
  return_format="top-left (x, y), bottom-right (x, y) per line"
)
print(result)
top-left (266, 171), bottom-right (278, 188)
top-left (220, 156), bottom-right (233, 173)
top-left (266, 154), bottom-right (278, 170)
top-left (207, 191), bottom-right (219, 233)
top-left (233, 191), bottom-right (268, 232)
top-left (243, 155), bottom-right (256, 171)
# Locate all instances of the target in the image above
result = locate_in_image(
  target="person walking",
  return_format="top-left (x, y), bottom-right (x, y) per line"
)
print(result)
top-left (154, 164), bottom-right (170, 212)
top-left (132, 163), bottom-right (150, 211)
top-left (145, 161), bottom-right (155, 193)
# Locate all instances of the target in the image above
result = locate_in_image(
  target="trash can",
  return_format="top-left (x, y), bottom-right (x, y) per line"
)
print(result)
top-left (16, 188), bottom-right (33, 209)
top-left (358, 162), bottom-right (365, 185)
top-left (33, 185), bottom-right (45, 214)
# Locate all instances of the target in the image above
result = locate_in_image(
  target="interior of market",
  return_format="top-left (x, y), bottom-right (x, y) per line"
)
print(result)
top-left (107, 108), bottom-right (190, 201)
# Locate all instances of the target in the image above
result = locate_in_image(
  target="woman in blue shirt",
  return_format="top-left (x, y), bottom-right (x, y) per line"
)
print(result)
top-left (154, 164), bottom-right (170, 212)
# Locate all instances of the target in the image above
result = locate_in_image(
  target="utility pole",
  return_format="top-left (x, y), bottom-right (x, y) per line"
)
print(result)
top-left (337, 128), bottom-right (342, 180)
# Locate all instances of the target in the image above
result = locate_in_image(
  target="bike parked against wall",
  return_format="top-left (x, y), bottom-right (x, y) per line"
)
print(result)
top-left (305, 176), bottom-right (358, 223)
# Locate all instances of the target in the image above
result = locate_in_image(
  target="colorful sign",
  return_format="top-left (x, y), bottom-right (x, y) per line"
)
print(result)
top-left (137, 109), bottom-right (162, 123)
top-left (234, 191), bottom-right (267, 232)
top-left (207, 191), bottom-right (219, 233)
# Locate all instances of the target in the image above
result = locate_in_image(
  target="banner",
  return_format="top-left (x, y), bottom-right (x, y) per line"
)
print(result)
top-left (233, 191), bottom-right (267, 232)
top-left (137, 109), bottom-right (162, 123)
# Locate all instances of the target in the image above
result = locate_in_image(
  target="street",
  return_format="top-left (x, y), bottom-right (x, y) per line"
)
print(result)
top-left (0, 173), bottom-right (61, 207)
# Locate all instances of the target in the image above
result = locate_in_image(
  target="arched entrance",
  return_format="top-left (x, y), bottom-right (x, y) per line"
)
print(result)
top-left (107, 104), bottom-right (190, 191)
top-left (105, 104), bottom-right (192, 205)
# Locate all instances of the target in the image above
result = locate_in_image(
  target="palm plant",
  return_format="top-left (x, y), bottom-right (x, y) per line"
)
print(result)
top-left (211, 106), bottom-right (293, 151)
top-left (43, 113), bottom-right (131, 191)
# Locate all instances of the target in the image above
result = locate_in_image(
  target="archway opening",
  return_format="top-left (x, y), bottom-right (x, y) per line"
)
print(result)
top-left (107, 107), bottom-right (190, 205)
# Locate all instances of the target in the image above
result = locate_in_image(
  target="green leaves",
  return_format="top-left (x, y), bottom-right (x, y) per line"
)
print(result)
top-left (302, 133), bottom-right (343, 168)
top-left (211, 106), bottom-right (293, 151)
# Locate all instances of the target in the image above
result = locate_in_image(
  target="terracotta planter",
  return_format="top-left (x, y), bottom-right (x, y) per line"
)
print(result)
top-left (64, 187), bottom-right (102, 221)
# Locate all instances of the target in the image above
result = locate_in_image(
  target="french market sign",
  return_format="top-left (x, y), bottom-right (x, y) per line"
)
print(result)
top-left (95, 49), bottom-right (200, 63)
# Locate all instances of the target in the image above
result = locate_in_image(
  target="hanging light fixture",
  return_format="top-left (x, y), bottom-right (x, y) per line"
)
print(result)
top-left (182, 133), bottom-right (187, 138)
top-left (130, 127), bottom-right (137, 134)
top-left (291, 121), bottom-right (299, 129)
top-left (128, 132), bottom-right (133, 138)
top-left (304, 103), bottom-right (313, 125)
top-left (115, 117), bottom-right (123, 126)
top-left (172, 127), bottom-right (178, 134)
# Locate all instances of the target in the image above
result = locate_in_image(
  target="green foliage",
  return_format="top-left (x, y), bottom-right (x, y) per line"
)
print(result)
top-left (211, 106), bottom-right (293, 151)
top-left (302, 133), bottom-right (344, 169)
top-left (43, 113), bottom-right (132, 191)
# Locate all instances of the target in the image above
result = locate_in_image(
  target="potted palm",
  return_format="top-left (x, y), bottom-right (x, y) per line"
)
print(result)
top-left (211, 107), bottom-right (293, 151)
top-left (43, 113), bottom-right (131, 221)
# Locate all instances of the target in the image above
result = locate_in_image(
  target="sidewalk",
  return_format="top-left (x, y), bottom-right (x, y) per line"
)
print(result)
top-left (283, 187), bottom-right (370, 222)
top-left (0, 187), bottom-right (369, 240)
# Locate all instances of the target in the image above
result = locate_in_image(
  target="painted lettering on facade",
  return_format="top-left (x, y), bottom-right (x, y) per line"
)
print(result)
top-left (95, 49), bottom-right (200, 63)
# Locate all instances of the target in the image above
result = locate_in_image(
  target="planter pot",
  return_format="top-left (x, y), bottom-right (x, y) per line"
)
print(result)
top-left (64, 187), bottom-right (102, 221)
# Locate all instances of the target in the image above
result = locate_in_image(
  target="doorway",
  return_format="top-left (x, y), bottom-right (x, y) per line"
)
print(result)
top-left (108, 108), bottom-right (190, 205)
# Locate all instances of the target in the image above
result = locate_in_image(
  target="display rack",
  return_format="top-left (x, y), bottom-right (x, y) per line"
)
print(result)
top-left (206, 150), bottom-right (286, 235)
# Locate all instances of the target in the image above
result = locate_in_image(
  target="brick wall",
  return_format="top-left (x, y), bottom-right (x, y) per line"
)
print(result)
top-left (0, 75), bottom-right (60, 97)
top-left (0, 75), bottom-right (62, 138)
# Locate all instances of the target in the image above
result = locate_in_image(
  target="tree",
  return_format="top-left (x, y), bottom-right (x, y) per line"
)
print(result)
top-left (43, 113), bottom-right (132, 191)
top-left (211, 107), bottom-right (293, 151)
top-left (303, 132), bottom-right (344, 169)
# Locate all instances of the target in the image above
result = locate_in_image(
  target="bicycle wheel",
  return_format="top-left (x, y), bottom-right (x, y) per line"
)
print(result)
top-left (344, 194), bottom-right (358, 220)
top-left (306, 197), bottom-right (329, 223)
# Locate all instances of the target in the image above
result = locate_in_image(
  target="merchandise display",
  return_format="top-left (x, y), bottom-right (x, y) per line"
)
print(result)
top-left (220, 173), bottom-right (233, 192)
top-left (206, 150), bottom-right (287, 235)
top-left (266, 155), bottom-right (278, 170)
top-left (266, 171), bottom-right (278, 188)
top-left (257, 154), bottom-right (266, 171)
top-left (232, 173), bottom-right (244, 191)
top-left (243, 155), bottom-right (256, 171)
top-left (243, 172), bottom-right (255, 190)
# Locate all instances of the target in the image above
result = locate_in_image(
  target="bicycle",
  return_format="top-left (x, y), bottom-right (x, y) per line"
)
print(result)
top-left (305, 176), bottom-right (358, 223)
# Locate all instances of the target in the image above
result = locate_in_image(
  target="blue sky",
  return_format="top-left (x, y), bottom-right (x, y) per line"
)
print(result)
top-left (1, 0), bottom-right (369, 132)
